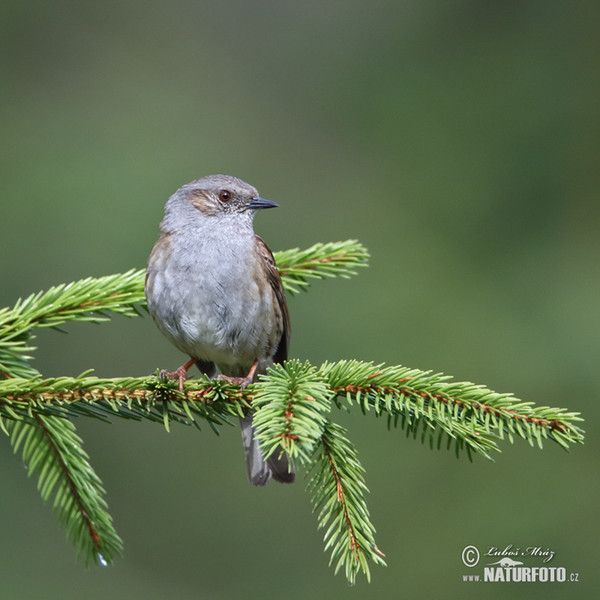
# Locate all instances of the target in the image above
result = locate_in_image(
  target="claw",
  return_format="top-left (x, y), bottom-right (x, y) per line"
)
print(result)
top-left (161, 358), bottom-right (196, 391)
top-left (216, 359), bottom-right (259, 390)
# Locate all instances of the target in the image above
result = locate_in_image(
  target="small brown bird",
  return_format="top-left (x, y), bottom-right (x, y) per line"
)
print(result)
top-left (145, 175), bottom-right (294, 485)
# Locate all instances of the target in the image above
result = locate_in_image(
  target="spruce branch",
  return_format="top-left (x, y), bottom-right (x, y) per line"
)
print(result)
top-left (0, 373), bottom-right (246, 433)
top-left (0, 361), bottom-right (583, 582)
top-left (274, 240), bottom-right (369, 295)
top-left (307, 421), bottom-right (386, 584)
top-left (0, 269), bottom-right (145, 379)
top-left (2, 364), bottom-right (582, 454)
top-left (7, 415), bottom-right (122, 566)
top-left (0, 239), bottom-right (584, 584)
top-left (252, 360), bottom-right (333, 463)
top-left (321, 360), bottom-right (584, 458)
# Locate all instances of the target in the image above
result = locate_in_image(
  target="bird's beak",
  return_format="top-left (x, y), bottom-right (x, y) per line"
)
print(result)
top-left (247, 196), bottom-right (278, 210)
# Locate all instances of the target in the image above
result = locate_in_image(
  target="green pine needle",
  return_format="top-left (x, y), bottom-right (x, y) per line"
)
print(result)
top-left (307, 421), bottom-right (386, 584)
top-left (252, 360), bottom-right (333, 463)
top-left (274, 240), bottom-right (369, 295)
top-left (321, 360), bottom-right (584, 459)
top-left (7, 415), bottom-right (123, 566)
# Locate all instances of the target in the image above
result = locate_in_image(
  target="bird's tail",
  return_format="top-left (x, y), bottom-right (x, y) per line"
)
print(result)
top-left (239, 416), bottom-right (295, 486)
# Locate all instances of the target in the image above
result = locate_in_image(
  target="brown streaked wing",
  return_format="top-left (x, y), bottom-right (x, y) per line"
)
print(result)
top-left (254, 235), bottom-right (290, 364)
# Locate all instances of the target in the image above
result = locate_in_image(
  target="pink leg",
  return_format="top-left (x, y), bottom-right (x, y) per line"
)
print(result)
top-left (161, 357), bottom-right (196, 392)
top-left (217, 359), bottom-right (259, 389)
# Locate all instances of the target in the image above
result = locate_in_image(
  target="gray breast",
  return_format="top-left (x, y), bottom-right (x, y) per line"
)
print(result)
top-left (147, 227), bottom-right (279, 375)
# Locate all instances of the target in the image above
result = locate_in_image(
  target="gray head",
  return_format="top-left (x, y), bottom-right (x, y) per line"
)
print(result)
top-left (161, 174), bottom-right (277, 232)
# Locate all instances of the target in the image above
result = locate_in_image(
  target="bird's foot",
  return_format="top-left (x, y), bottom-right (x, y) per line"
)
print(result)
top-left (216, 359), bottom-right (259, 390)
top-left (160, 358), bottom-right (196, 392)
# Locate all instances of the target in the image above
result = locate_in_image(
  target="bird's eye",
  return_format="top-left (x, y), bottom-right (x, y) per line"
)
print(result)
top-left (219, 190), bottom-right (231, 202)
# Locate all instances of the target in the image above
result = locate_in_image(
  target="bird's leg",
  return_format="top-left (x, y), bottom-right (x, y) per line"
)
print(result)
top-left (216, 359), bottom-right (259, 390)
top-left (161, 357), bottom-right (196, 392)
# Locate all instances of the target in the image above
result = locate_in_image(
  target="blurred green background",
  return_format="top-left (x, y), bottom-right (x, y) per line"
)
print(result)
top-left (1, 1), bottom-right (598, 598)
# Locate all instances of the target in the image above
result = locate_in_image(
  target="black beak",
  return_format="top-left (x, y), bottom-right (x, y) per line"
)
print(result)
top-left (247, 196), bottom-right (278, 210)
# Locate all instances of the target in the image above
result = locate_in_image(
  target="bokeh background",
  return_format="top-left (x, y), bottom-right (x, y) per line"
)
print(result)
top-left (1, 1), bottom-right (598, 598)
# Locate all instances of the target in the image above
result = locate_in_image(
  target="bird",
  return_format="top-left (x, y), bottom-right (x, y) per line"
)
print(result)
top-left (145, 174), bottom-right (294, 486)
